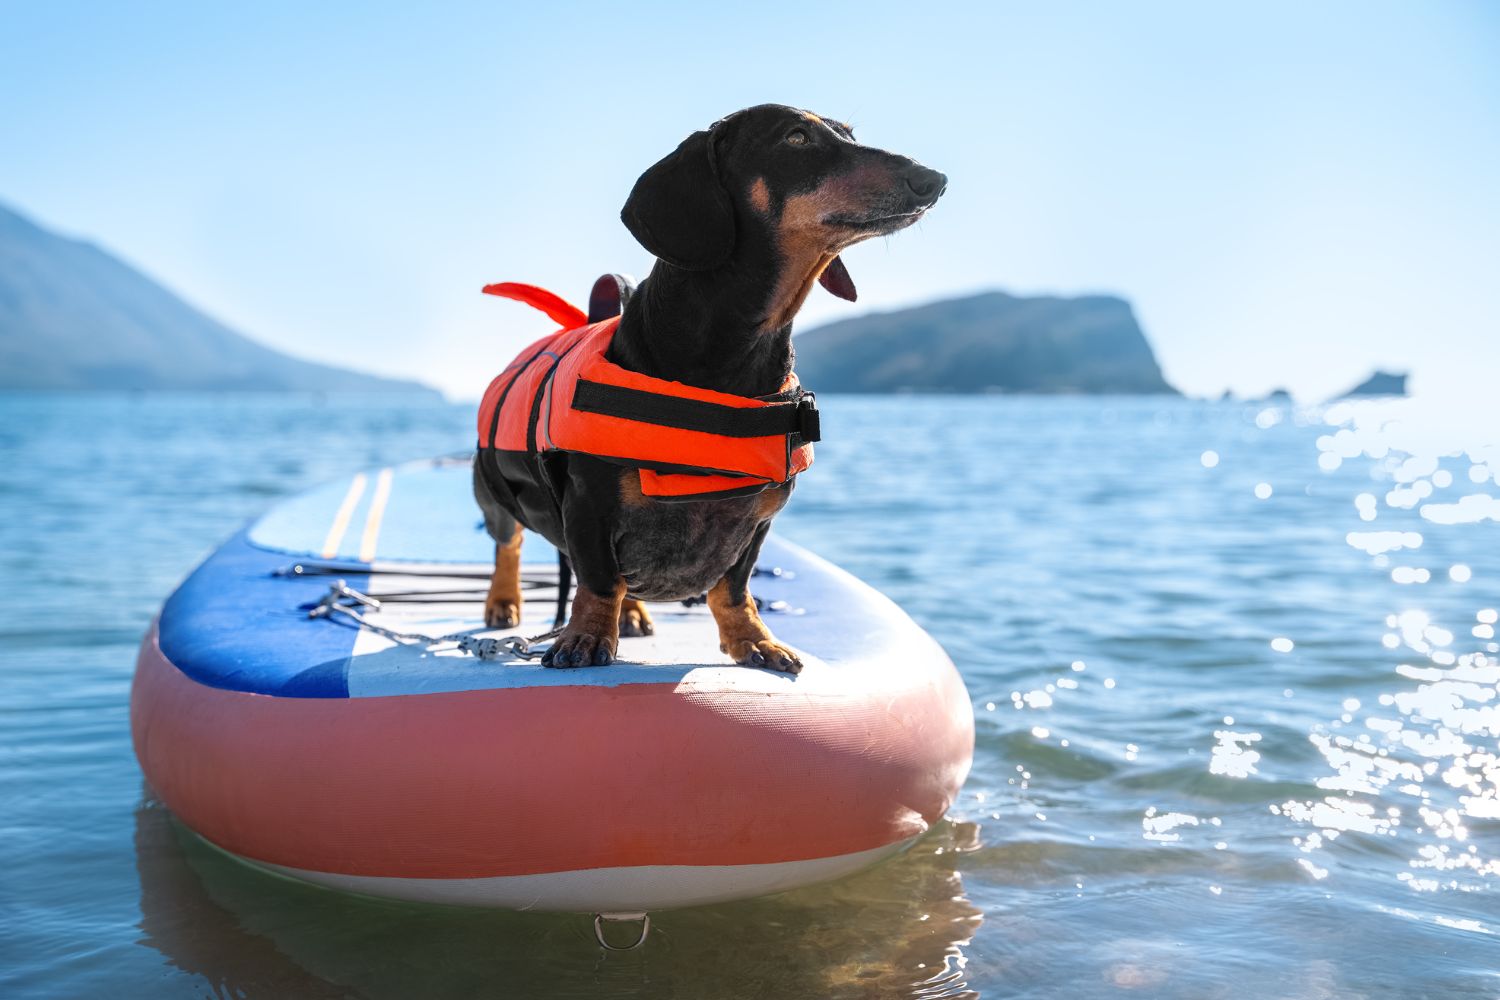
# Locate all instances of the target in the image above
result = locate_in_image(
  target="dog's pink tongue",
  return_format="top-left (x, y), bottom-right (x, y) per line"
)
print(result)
top-left (818, 255), bottom-right (857, 302)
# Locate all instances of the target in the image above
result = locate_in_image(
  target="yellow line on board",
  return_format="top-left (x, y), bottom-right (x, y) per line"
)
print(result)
top-left (320, 473), bottom-right (368, 558)
top-left (358, 468), bottom-right (395, 563)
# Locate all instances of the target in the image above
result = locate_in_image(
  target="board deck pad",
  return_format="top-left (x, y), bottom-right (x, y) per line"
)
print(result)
top-left (164, 457), bottom-right (931, 699)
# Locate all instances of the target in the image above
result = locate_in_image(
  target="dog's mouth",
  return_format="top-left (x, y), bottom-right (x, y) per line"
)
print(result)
top-left (825, 207), bottom-right (928, 234)
top-left (815, 207), bottom-right (929, 303)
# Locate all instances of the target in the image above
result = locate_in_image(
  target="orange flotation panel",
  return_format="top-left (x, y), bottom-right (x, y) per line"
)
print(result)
top-left (478, 283), bottom-right (817, 500)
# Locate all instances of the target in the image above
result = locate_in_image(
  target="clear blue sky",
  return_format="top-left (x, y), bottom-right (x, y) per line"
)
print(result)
top-left (3, 1), bottom-right (1496, 400)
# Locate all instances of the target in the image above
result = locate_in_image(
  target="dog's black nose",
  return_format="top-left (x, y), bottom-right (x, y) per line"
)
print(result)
top-left (905, 166), bottom-right (947, 200)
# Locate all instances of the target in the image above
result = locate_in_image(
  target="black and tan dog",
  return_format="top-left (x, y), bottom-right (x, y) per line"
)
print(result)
top-left (473, 104), bottom-right (945, 671)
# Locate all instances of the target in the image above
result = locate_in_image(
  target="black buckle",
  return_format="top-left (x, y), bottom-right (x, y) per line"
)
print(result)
top-left (795, 392), bottom-right (820, 443)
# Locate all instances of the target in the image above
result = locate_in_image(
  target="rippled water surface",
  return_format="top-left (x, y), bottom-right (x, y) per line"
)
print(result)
top-left (2, 392), bottom-right (1497, 998)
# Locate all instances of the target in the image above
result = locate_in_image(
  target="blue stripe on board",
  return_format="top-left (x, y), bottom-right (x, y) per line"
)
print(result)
top-left (157, 531), bottom-right (358, 698)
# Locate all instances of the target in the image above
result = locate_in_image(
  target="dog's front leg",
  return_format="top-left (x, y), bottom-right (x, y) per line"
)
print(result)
top-left (708, 521), bottom-right (802, 674)
top-left (542, 477), bottom-right (626, 667)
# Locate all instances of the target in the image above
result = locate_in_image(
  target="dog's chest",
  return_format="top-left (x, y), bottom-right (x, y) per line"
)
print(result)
top-left (611, 485), bottom-right (790, 602)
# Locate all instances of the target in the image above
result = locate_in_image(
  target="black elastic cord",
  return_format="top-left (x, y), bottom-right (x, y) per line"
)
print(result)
top-left (554, 551), bottom-right (572, 628)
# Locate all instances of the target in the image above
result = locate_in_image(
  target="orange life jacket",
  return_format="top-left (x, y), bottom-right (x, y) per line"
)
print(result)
top-left (477, 283), bottom-right (818, 501)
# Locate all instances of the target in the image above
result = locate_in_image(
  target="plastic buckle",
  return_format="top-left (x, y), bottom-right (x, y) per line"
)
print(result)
top-left (796, 392), bottom-right (821, 443)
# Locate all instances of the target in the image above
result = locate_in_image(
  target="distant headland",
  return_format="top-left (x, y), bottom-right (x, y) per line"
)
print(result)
top-left (792, 290), bottom-right (1179, 395)
top-left (1221, 371), bottom-right (1410, 404)
top-left (0, 202), bottom-right (436, 394)
top-left (1337, 371), bottom-right (1407, 398)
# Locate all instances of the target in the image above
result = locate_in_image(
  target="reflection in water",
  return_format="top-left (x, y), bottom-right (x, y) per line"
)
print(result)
top-left (133, 796), bottom-right (351, 999)
top-left (133, 793), bottom-right (984, 999)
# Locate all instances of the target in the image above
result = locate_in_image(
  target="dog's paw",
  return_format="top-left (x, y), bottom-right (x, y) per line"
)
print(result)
top-left (618, 599), bottom-right (655, 638)
top-left (721, 638), bottom-right (802, 674)
top-left (483, 596), bottom-right (520, 629)
top-left (542, 628), bottom-right (617, 668)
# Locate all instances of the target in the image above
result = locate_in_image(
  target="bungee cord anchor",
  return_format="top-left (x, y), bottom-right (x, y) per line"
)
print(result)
top-left (305, 579), bottom-right (562, 661)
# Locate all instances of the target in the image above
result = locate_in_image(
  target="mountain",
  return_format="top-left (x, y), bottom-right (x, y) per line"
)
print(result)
top-left (792, 290), bottom-right (1178, 395)
top-left (1337, 370), bottom-right (1407, 398)
top-left (0, 202), bottom-right (436, 393)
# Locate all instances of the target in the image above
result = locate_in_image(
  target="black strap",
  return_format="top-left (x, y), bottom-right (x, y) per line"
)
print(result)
top-left (484, 339), bottom-right (554, 452)
top-left (571, 380), bottom-right (820, 442)
top-left (526, 340), bottom-right (588, 455)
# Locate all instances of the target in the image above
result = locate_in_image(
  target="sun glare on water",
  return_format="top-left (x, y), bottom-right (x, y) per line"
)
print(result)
top-left (1278, 396), bottom-right (1500, 904)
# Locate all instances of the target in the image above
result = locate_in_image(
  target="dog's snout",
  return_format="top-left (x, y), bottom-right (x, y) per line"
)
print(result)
top-left (904, 166), bottom-right (947, 201)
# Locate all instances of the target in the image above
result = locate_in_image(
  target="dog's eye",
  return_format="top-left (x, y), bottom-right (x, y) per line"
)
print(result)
top-left (785, 128), bottom-right (809, 146)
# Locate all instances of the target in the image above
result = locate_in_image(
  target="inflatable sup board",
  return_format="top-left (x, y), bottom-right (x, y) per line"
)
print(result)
top-left (131, 457), bottom-right (974, 918)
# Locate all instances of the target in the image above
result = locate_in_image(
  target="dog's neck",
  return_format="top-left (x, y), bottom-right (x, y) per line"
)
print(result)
top-left (610, 260), bottom-right (796, 399)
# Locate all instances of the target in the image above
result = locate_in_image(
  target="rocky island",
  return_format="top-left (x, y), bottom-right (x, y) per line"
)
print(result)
top-left (793, 290), bottom-right (1178, 395)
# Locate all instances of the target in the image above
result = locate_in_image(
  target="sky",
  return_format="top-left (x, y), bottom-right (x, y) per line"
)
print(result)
top-left (2, 1), bottom-right (1496, 401)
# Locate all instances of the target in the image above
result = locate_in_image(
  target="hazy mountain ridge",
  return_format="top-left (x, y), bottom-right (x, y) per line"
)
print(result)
top-left (793, 290), bottom-right (1178, 395)
top-left (0, 203), bottom-right (435, 393)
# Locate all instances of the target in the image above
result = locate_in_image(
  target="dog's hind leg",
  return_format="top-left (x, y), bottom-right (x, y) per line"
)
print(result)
top-left (484, 526), bottom-right (524, 628)
top-left (619, 597), bottom-right (654, 637)
top-left (474, 463), bottom-right (524, 629)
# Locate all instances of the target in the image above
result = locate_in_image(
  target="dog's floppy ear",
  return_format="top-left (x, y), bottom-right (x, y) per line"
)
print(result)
top-left (621, 128), bottom-right (735, 270)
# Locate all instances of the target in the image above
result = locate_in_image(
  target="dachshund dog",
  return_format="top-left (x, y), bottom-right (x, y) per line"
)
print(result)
top-left (473, 104), bottom-right (945, 671)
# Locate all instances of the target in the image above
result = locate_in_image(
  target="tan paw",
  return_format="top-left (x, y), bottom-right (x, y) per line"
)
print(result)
top-left (619, 599), bottom-right (655, 637)
top-left (721, 637), bottom-right (802, 674)
top-left (483, 595), bottom-right (520, 629)
top-left (542, 627), bottom-right (618, 668)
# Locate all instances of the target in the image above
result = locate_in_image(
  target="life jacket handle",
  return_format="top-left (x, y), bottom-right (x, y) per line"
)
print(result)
top-left (482, 282), bottom-right (588, 330)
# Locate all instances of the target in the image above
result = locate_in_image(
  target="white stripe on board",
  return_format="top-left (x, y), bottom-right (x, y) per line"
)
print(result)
top-left (357, 468), bottom-right (395, 562)
top-left (320, 473), bottom-right (368, 558)
top-left (214, 837), bottom-right (915, 912)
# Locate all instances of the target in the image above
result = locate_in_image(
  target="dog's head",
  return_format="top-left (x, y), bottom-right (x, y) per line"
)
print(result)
top-left (621, 104), bottom-right (946, 330)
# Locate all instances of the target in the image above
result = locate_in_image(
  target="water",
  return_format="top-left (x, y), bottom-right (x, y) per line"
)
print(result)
top-left (1, 392), bottom-right (1497, 998)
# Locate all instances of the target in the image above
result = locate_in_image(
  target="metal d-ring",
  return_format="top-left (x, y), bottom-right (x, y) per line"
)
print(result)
top-left (593, 911), bottom-right (651, 951)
